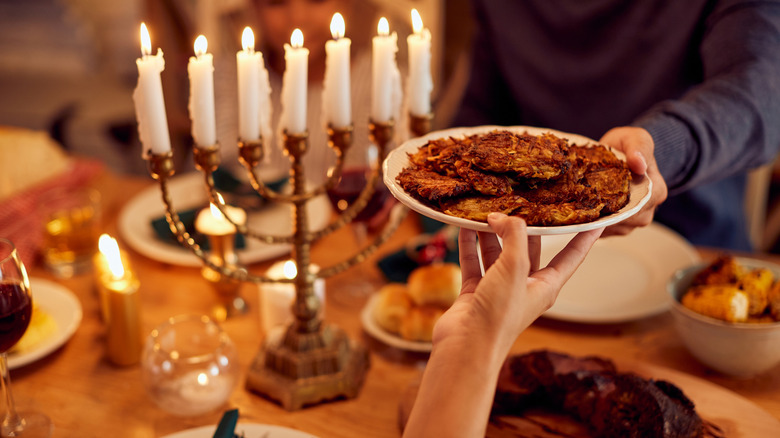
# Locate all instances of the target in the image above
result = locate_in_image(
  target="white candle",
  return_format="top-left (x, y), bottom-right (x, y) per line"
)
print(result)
top-left (323, 12), bottom-right (352, 129)
top-left (195, 202), bottom-right (247, 236)
top-left (259, 260), bottom-right (325, 333)
top-left (133, 23), bottom-right (172, 157)
top-left (407, 9), bottom-right (433, 116)
top-left (371, 17), bottom-right (402, 123)
top-left (280, 29), bottom-right (309, 135)
top-left (158, 371), bottom-right (234, 415)
top-left (187, 35), bottom-right (217, 147)
top-left (237, 27), bottom-right (259, 141)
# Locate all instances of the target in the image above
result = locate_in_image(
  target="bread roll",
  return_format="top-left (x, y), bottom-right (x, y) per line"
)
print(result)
top-left (0, 126), bottom-right (70, 200)
top-left (407, 263), bottom-right (461, 307)
top-left (372, 283), bottom-right (412, 334)
top-left (399, 306), bottom-right (444, 342)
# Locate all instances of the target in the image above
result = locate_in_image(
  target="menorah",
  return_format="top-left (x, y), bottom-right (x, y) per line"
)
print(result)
top-left (145, 113), bottom-right (432, 410)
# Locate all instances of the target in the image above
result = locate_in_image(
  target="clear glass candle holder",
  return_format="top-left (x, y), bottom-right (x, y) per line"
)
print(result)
top-left (141, 314), bottom-right (239, 416)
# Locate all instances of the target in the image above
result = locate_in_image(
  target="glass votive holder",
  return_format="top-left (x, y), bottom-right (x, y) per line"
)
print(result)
top-left (141, 314), bottom-right (239, 416)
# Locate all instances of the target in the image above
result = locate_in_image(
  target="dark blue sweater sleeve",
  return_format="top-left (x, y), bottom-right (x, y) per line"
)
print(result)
top-left (635, 0), bottom-right (780, 195)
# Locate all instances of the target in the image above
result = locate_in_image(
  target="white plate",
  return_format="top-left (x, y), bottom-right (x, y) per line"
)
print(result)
top-left (8, 278), bottom-right (82, 369)
top-left (119, 172), bottom-right (332, 267)
top-left (541, 222), bottom-right (700, 323)
top-left (360, 294), bottom-right (432, 353)
top-left (162, 422), bottom-right (318, 438)
top-left (383, 125), bottom-right (652, 235)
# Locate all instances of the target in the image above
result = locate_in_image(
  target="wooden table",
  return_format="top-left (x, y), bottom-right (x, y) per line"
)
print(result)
top-left (13, 171), bottom-right (780, 437)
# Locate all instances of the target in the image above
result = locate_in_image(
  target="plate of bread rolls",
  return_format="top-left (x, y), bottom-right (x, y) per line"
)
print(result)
top-left (361, 263), bottom-right (461, 352)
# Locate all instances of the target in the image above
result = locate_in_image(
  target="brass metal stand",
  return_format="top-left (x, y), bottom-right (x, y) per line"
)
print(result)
top-left (409, 113), bottom-right (433, 138)
top-left (144, 117), bottom-right (416, 410)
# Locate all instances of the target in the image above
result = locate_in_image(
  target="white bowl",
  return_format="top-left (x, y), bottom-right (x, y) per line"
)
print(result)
top-left (667, 258), bottom-right (780, 377)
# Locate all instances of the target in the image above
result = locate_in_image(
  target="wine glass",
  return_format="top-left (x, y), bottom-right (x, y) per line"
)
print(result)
top-left (326, 144), bottom-right (390, 297)
top-left (0, 238), bottom-right (52, 437)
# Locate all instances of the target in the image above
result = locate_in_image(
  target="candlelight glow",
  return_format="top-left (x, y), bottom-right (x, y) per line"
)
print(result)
top-left (377, 17), bottom-right (389, 36)
top-left (411, 9), bottom-right (423, 34)
top-left (283, 261), bottom-right (297, 279)
top-left (330, 13), bottom-right (345, 40)
top-left (209, 202), bottom-right (226, 220)
top-left (197, 372), bottom-right (208, 386)
top-left (291, 28), bottom-right (304, 48)
top-left (99, 234), bottom-right (125, 279)
top-left (242, 27), bottom-right (255, 52)
top-left (194, 35), bottom-right (208, 57)
top-left (140, 22), bottom-right (152, 57)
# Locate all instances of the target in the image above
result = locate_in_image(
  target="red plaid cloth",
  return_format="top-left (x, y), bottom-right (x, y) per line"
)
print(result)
top-left (0, 159), bottom-right (104, 267)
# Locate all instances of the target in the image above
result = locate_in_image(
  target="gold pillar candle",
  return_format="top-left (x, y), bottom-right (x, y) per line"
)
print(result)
top-left (196, 201), bottom-right (248, 320)
top-left (95, 234), bottom-right (143, 366)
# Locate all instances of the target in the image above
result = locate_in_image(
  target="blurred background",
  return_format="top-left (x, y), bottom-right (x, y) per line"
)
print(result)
top-left (0, 0), bottom-right (472, 175)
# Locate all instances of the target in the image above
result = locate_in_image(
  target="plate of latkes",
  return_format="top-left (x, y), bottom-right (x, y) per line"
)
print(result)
top-left (383, 126), bottom-right (652, 234)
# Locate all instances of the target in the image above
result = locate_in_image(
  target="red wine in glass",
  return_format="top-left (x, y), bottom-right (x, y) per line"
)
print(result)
top-left (0, 283), bottom-right (32, 353)
top-left (0, 237), bottom-right (52, 437)
top-left (327, 167), bottom-right (389, 222)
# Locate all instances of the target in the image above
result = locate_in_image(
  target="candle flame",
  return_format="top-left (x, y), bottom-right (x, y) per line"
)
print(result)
top-left (197, 373), bottom-right (209, 386)
top-left (330, 12), bottom-right (345, 40)
top-left (99, 234), bottom-right (125, 279)
top-left (411, 9), bottom-right (423, 34)
top-left (283, 260), bottom-right (297, 279)
top-left (194, 35), bottom-right (208, 57)
top-left (140, 22), bottom-right (152, 57)
top-left (377, 17), bottom-right (389, 36)
top-left (209, 202), bottom-right (226, 220)
top-left (242, 27), bottom-right (255, 52)
top-left (291, 28), bottom-right (304, 48)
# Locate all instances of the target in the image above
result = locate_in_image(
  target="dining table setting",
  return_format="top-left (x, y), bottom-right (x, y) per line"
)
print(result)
top-left (2, 6), bottom-right (780, 438)
top-left (0, 162), bottom-right (776, 437)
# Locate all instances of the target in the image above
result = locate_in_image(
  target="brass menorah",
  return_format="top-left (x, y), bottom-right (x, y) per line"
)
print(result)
top-left (145, 114), bottom-right (431, 410)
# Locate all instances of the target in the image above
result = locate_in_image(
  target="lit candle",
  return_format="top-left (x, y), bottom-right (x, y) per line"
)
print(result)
top-left (323, 12), bottom-right (352, 129)
top-left (280, 28), bottom-right (309, 135)
top-left (236, 27), bottom-right (272, 141)
top-left (188, 35), bottom-right (217, 148)
top-left (133, 23), bottom-right (172, 157)
top-left (95, 234), bottom-right (142, 366)
top-left (371, 17), bottom-right (402, 123)
top-left (259, 260), bottom-right (325, 333)
top-left (195, 201), bottom-right (247, 236)
top-left (407, 9), bottom-right (433, 117)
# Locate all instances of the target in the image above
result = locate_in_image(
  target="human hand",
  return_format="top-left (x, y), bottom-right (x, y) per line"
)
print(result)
top-left (431, 213), bottom-right (602, 360)
top-left (599, 127), bottom-right (668, 237)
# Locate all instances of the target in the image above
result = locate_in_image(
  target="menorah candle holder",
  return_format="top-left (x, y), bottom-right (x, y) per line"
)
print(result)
top-left (409, 112), bottom-right (433, 139)
top-left (144, 114), bottom-right (428, 410)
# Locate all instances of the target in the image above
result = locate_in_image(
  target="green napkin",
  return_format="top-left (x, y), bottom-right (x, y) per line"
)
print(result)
top-left (212, 408), bottom-right (239, 438)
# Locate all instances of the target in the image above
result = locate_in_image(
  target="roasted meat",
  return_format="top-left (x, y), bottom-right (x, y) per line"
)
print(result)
top-left (494, 350), bottom-right (706, 438)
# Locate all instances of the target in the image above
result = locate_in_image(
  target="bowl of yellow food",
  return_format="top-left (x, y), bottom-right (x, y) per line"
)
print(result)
top-left (667, 255), bottom-right (780, 377)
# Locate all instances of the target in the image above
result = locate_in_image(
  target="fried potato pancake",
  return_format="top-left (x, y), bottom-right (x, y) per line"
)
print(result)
top-left (464, 131), bottom-right (570, 179)
top-left (397, 130), bottom-right (631, 226)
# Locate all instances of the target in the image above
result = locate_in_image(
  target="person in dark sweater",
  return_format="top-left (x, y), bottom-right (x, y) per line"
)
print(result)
top-left (454, 0), bottom-right (780, 251)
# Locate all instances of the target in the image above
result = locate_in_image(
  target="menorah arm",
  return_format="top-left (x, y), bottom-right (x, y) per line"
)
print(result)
top-left (317, 203), bottom-right (408, 279)
top-left (148, 152), bottom-right (283, 284)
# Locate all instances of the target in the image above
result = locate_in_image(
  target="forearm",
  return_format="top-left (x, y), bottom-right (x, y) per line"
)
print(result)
top-left (402, 336), bottom-right (506, 438)
top-left (635, 3), bottom-right (780, 194)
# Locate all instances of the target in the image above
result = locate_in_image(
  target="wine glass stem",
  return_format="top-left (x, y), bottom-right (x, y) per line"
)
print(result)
top-left (0, 353), bottom-right (22, 436)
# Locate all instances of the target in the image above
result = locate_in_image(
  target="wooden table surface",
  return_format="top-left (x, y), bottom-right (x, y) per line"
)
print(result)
top-left (13, 171), bottom-right (780, 437)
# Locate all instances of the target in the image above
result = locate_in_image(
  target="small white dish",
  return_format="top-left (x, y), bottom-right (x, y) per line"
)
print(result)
top-left (360, 294), bottom-right (432, 353)
top-left (541, 222), bottom-right (700, 323)
top-left (118, 172), bottom-right (332, 267)
top-left (161, 422), bottom-right (318, 438)
top-left (8, 277), bottom-right (82, 369)
top-left (383, 125), bottom-right (651, 234)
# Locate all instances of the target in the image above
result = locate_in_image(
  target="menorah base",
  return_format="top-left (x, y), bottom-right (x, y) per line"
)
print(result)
top-left (245, 324), bottom-right (369, 410)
